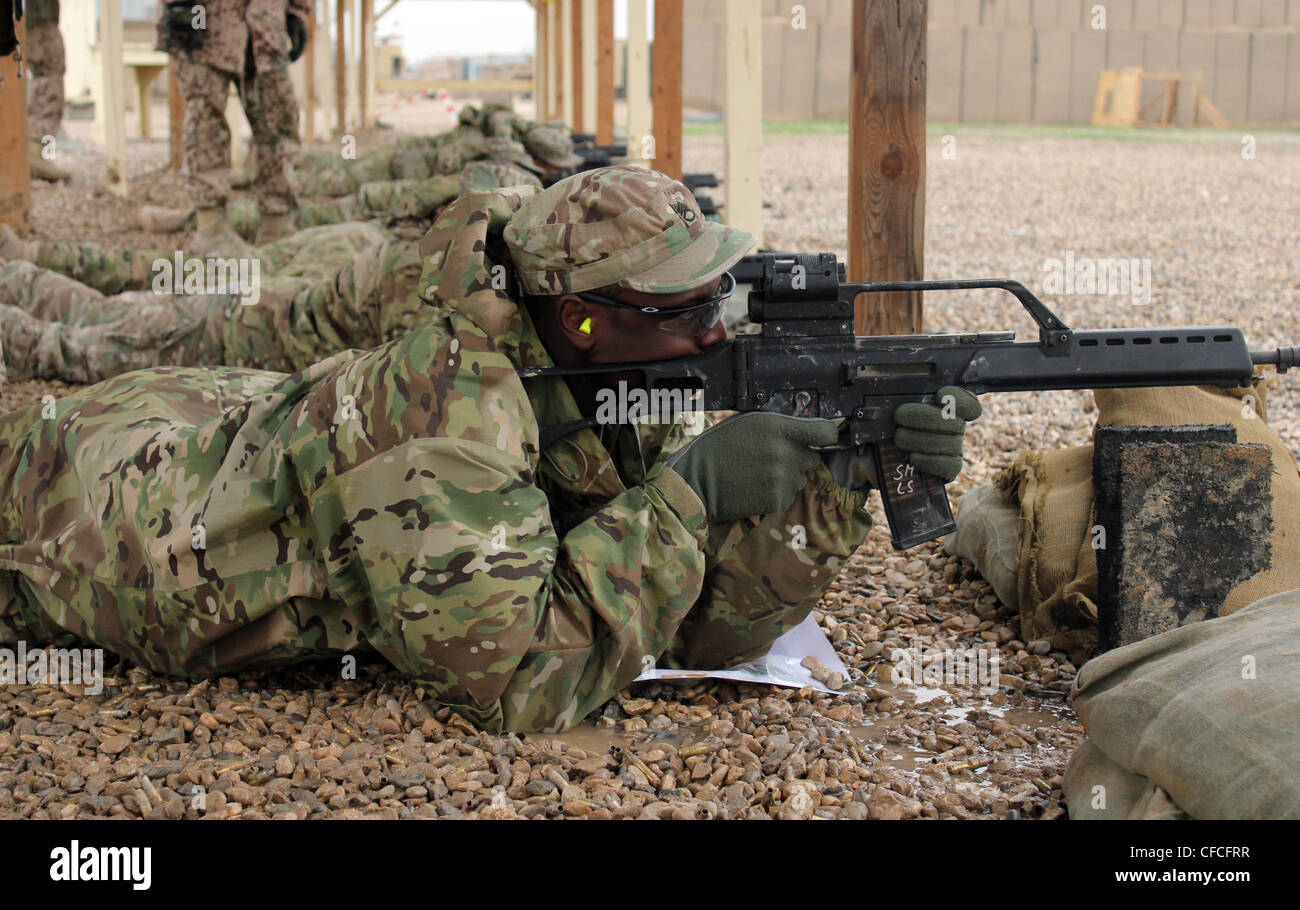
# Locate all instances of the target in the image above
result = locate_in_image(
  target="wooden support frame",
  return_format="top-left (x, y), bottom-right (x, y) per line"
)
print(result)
top-left (360, 0), bottom-right (374, 127)
top-left (625, 0), bottom-right (650, 166)
top-left (304, 12), bottom-right (317, 141)
top-left (723, 0), bottom-right (763, 249)
top-left (535, 1), bottom-right (547, 120)
top-left (652, 0), bottom-right (683, 180)
top-left (560, 0), bottom-right (573, 126)
top-left (581, 0), bottom-right (597, 134)
top-left (100, 0), bottom-right (129, 196)
top-left (849, 0), bottom-right (925, 336)
top-left (595, 0), bottom-right (614, 144)
top-left (547, 0), bottom-right (560, 121)
top-left (0, 15), bottom-right (32, 230)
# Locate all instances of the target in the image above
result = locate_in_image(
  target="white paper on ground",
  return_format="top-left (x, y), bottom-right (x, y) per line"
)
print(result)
top-left (633, 614), bottom-right (851, 694)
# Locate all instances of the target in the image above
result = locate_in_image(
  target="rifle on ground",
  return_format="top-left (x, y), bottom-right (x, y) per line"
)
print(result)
top-left (520, 252), bottom-right (1298, 550)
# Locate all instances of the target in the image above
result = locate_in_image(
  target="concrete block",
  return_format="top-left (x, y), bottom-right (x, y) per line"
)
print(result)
top-left (761, 21), bottom-right (785, 116)
top-left (825, 0), bottom-right (853, 26)
top-left (1071, 29), bottom-right (1109, 121)
top-left (1259, 0), bottom-right (1289, 26)
top-left (683, 21), bottom-right (721, 110)
top-left (1178, 31), bottom-right (1217, 121)
top-left (1236, 0), bottom-right (1265, 27)
top-left (1287, 32), bottom-right (1300, 120)
top-left (1291, 0), bottom-right (1300, 26)
top-left (998, 28), bottom-right (1035, 120)
top-left (1106, 29), bottom-right (1145, 68)
top-left (1035, 29), bottom-right (1075, 121)
top-left (1215, 31), bottom-right (1252, 122)
top-left (1209, 0), bottom-right (1237, 25)
top-left (1094, 426), bottom-right (1273, 651)
top-left (953, 0), bottom-right (983, 26)
top-left (1159, 0), bottom-right (1188, 26)
top-left (1132, 0), bottom-right (1162, 28)
top-left (812, 24), bottom-right (851, 118)
top-left (928, 26), bottom-right (966, 121)
top-left (1183, 0), bottom-right (1213, 26)
top-left (1030, 0), bottom-right (1061, 26)
top-left (1058, 0), bottom-right (1086, 27)
top-left (1104, 0), bottom-right (1136, 29)
top-left (963, 27), bottom-right (1002, 121)
top-left (930, 0), bottom-right (961, 26)
top-left (1248, 31), bottom-right (1291, 122)
top-left (776, 24), bottom-right (819, 118)
top-left (1003, 0), bottom-right (1035, 25)
top-left (1144, 29), bottom-right (1181, 71)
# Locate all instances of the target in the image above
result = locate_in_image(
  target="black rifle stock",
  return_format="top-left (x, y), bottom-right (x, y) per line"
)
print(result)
top-left (521, 253), bottom-right (1298, 550)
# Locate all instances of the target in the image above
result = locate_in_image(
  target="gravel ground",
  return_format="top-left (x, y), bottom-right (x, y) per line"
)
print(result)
top-left (2, 125), bottom-right (1296, 819)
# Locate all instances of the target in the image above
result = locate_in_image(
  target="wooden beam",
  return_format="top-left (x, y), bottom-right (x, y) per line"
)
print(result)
top-left (535, 1), bottom-right (546, 120)
top-left (560, 0), bottom-right (573, 126)
top-left (652, 0), bottom-right (683, 179)
top-left (336, 0), bottom-right (347, 132)
top-left (546, 0), bottom-right (559, 121)
top-left (304, 11), bottom-right (317, 142)
top-left (571, 0), bottom-right (583, 131)
top-left (168, 60), bottom-right (184, 170)
top-left (581, 0), bottom-right (596, 134)
top-left (849, 0), bottom-right (925, 336)
top-left (100, 0), bottom-right (129, 196)
top-left (595, 0), bottom-right (614, 144)
top-left (625, 0), bottom-right (650, 166)
top-left (360, 0), bottom-right (373, 126)
top-left (0, 15), bottom-right (31, 230)
top-left (724, 0), bottom-right (763, 248)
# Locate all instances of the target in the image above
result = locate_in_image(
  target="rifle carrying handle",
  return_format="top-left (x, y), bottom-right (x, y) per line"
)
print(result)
top-left (870, 439), bottom-right (958, 550)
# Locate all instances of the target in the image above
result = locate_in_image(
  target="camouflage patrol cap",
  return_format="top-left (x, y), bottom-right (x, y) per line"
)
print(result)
top-left (521, 124), bottom-right (584, 169)
top-left (504, 165), bottom-right (755, 295)
top-left (483, 137), bottom-right (544, 175)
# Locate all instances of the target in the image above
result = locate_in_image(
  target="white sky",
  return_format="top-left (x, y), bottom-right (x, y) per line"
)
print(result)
top-left (379, 0), bottom-right (654, 62)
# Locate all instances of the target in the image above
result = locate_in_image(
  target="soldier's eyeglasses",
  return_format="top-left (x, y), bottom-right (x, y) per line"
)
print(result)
top-left (575, 272), bottom-right (736, 337)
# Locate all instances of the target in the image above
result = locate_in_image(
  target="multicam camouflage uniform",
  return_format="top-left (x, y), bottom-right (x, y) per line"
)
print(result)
top-left (25, 0), bottom-right (65, 140)
top-left (0, 221), bottom-right (427, 382)
top-left (159, 0), bottom-right (311, 214)
top-left (0, 180), bottom-right (872, 733)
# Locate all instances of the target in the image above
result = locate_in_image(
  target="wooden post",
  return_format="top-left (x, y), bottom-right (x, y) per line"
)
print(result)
top-left (849, 0), bottom-right (926, 336)
top-left (335, 0), bottom-right (347, 133)
top-left (560, 0), bottom-right (573, 126)
top-left (535, 0), bottom-right (547, 120)
top-left (360, 0), bottom-right (373, 127)
top-left (570, 0), bottom-right (583, 131)
top-left (595, 0), bottom-right (614, 144)
top-left (546, 0), bottom-right (559, 121)
top-left (723, 0), bottom-right (763, 248)
top-left (625, 0), bottom-right (650, 166)
top-left (652, 0), bottom-right (683, 179)
top-left (581, 0), bottom-right (596, 134)
top-left (304, 11), bottom-right (316, 141)
top-left (168, 59), bottom-right (184, 171)
top-left (0, 15), bottom-right (31, 230)
top-left (100, 0), bottom-right (129, 196)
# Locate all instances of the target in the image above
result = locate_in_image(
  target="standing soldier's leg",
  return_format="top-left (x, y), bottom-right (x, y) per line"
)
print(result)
top-left (175, 56), bottom-right (254, 257)
top-left (0, 261), bottom-right (230, 383)
top-left (25, 19), bottom-right (72, 182)
top-left (241, 64), bottom-right (300, 244)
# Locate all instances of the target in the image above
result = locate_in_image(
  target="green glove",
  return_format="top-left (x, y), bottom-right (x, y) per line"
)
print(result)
top-left (668, 413), bottom-right (839, 523)
top-left (893, 386), bottom-right (982, 482)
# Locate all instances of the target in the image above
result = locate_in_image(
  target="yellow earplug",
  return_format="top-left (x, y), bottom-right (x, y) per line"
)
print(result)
top-left (579, 317), bottom-right (593, 335)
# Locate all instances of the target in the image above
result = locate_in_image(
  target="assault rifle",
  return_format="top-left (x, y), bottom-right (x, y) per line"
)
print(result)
top-left (520, 253), bottom-right (1298, 550)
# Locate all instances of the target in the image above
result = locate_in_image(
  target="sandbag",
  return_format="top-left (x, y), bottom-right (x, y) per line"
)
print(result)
top-left (945, 481), bottom-right (1021, 612)
top-left (993, 377), bottom-right (1298, 658)
top-left (1064, 587), bottom-right (1300, 819)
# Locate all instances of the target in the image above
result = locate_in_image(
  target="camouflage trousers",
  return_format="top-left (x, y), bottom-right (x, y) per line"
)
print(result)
top-left (175, 55), bottom-right (300, 214)
top-left (25, 23), bottom-right (65, 140)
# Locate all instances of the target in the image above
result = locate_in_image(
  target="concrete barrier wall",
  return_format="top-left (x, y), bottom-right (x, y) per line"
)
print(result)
top-left (683, 0), bottom-right (1300, 124)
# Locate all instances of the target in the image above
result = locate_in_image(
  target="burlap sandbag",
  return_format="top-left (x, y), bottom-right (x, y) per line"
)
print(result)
top-left (1064, 587), bottom-right (1300, 819)
top-left (994, 377), bottom-right (1300, 659)
top-left (946, 482), bottom-right (1023, 613)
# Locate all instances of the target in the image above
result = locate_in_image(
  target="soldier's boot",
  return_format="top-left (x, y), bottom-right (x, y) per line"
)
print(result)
top-left (27, 139), bottom-right (72, 183)
top-left (0, 225), bottom-right (40, 262)
top-left (189, 207), bottom-right (255, 259)
top-left (136, 205), bottom-right (193, 234)
top-left (254, 212), bottom-right (296, 246)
